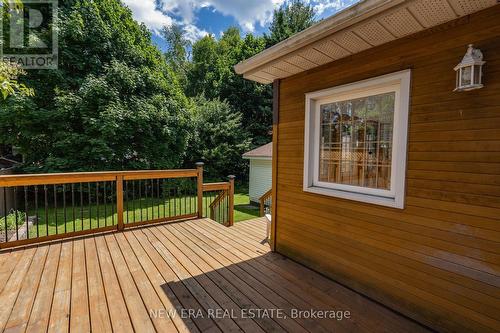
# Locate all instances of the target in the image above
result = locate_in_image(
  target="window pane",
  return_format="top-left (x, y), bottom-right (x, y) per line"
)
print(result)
top-left (319, 92), bottom-right (395, 190)
top-left (461, 66), bottom-right (472, 86)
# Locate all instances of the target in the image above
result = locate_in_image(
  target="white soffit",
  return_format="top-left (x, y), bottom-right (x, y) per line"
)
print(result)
top-left (235, 0), bottom-right (498, 84)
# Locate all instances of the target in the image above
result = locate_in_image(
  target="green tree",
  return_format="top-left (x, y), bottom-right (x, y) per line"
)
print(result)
top-left (187, 28), bottom-right (272, 147)
top-left (0, 0), bottom-right (190, 172)
top-left (0, 61), bottom-right (34, 99)
top-left (265, 0), bottom-right (316, 47)
top-left (0, 0), bottom-right (34, 99)
top-left (162, 24), bottom-right (191, 89)
top-left (185, 96), bottom-right (250, 179)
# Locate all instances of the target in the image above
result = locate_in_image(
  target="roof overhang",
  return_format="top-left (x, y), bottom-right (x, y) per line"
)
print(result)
top-left (243, 156), bottom-right (272, 160)
top-left (235, 0), bottom-right (498, 84)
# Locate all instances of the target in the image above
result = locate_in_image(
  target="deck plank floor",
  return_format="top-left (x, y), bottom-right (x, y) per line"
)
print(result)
top-left (0, 217), bottom-right (429, 332)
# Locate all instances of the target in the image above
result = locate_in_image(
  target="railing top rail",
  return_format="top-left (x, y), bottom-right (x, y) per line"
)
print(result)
top-left (259, 189), bottom-right (272, 202)
top-left (0, 169), bottom-right (198, 187)
top-left (209, 190), bottom-right (228, 209)
top-left (202, 182), bottom-right (230, 192)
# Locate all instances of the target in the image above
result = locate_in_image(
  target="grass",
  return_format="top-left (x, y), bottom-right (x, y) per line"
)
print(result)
top-left (25, 186), bottom-right (259, 238)
top-left (233, 183), bottom-right (260, 222)
top-left (28, 196), bottom-right (198, 238)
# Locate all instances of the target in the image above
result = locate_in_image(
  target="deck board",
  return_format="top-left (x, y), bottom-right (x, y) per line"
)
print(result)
top-left (0, 217), bottom-right (430, 332)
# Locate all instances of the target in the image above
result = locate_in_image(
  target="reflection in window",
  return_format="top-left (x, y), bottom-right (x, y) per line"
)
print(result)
top-left (319, 92), bottom-right (395, 190)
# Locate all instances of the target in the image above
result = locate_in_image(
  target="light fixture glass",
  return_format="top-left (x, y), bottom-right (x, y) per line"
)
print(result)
top-left (454, 44), bottom-right (485, 92)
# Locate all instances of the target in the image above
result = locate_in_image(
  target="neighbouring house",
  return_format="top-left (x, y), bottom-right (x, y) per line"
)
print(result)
top-left (235, 1), bottom-right (500, 332)
top-left (243, 143), bottom-right (272, 204)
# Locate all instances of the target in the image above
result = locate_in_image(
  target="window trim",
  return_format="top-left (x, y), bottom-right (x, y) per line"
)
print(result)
top-left (303, 70), bottom-right (411, 209)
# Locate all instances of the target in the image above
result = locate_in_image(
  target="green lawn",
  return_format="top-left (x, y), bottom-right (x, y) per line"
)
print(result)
top-left (26, 188), bottom-right (259, 238)
top-left (28, 196), bottom-right (198, 238)
top-left (234, 192), bottom-right (260, 222)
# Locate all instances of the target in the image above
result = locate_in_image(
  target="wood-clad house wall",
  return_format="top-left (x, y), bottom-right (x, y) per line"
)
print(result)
top-left (274, 6), bottom-right (500, 333)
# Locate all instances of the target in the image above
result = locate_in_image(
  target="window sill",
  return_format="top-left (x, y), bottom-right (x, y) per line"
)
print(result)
top-left (303, 185), bottom-right (404, 209)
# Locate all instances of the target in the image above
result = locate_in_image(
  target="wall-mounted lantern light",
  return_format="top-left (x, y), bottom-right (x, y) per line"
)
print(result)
top-left (454, 44), bottom-right (485, 92)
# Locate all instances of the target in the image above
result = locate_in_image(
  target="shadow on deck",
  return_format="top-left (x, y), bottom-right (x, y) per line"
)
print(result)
top-left (0, 217), bottom-right (429, 332)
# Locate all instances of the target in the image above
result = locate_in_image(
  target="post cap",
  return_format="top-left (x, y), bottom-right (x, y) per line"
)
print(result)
top-left (228, 175), bottom-right (236, 180)
top-left (195, 162), bottom-right (205, 167)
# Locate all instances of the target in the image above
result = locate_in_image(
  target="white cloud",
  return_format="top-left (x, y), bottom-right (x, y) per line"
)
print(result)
top-left (310, 0), bottom-right (356, 15)
top-left (122, 0), bottom-right (173, 33)
top-left (183, 24), bottom-right (210, 42)
top-left (160, 0), bottom-right (285, 32)
top-left (123, 0), bottom-right (359, 42)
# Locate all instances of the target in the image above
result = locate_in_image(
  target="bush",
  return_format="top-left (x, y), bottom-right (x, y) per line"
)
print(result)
top-left (185, 96), bottom-right (250, 180)
top-left (0, 210), bottom-right (26, 232)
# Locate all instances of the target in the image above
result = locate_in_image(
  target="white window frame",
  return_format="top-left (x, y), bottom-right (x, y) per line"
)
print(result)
top-left (303, 70), bottom-right (411, 209)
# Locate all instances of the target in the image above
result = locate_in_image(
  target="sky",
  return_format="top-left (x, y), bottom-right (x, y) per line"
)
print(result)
top-left (121, 0), bottom-right (360, 51)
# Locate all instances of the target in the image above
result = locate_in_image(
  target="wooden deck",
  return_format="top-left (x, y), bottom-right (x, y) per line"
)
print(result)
top-left (0, 217), bottom-right (429, 332)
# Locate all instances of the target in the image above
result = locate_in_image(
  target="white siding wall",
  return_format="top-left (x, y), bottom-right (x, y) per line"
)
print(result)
top-left (248, 158), bottom-right (272, 203)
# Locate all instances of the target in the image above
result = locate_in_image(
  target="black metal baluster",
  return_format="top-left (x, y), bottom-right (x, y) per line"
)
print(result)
top-left (80, 183), bottom-right (84, 231)
top-left (214, 191), bottom-right (217, 222)
top-left (88, 183), bottom-right (92, 230)
top-left (44, 185), bottom-right (48, 236)
top-left (139, 180), bottom-right (143, 222)
top-left (35, 186), bottom-right (39, 238)
top-left (145, 180), bottom-right (149, 221)
top-left (3, 188), bottom-right (7, 242)
top-left (218, 191), bottom-right (221, 223)
top-left (151, 179), bottom-right (154, 219)
top-left (190, 179), bottom-right (193, 214)
top-left (162, 179), bottom-right (166, 219)
top-left (167, 179), bottom-right (171, 217)
top-left (226, 194), bottom-right (229, 224)
top-left (63, 185), bottom-right (67, 234)
top-left (174, 186), bottom-right (177, 217)
top-left (96, 182), bottom-right (100, 228)
top-left (24, 186), bottom-right (29, 239)
top-left (104, 182), bottom-right (107, 226)
top-left (188, 180), bottom-right (191, 215)
top-left (13, 187), bottom-right (18, 240)
top-left (157, 179), bottom-right (160, 219)
top-left (191, 179), bottom-right (194, 214)
top-left (179, 185), bottom-right (182, 216)
top-left (149, 179), bottom-right (153, 219)
top-left (204, 192), bottom-right (208, 218)
top-left (123, 180), bottom-right (128, 223)
top-left (111, 181), bottom-right (115, 225)
top-left (71, 184), bottom-right (76, 232)
top-left (132, 181), bottom-right (136, 223)
top-left (150, 179), bottom-right (154, 219)
top-left (184, 182), bottom-right (187, 215)
top-left (53, 185), bottom-right (58, 234)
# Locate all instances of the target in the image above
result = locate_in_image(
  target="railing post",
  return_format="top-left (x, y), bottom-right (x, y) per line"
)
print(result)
top-left (116, 175), bottom-right (124, 231)
top-left (228, 175), bottom-right (235, 227)
top-left (196, 162), bottom-right (204, 218)
top-left (260, 198), bottom-right (265, 217)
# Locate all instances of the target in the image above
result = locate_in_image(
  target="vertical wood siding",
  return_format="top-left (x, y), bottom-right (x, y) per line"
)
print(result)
top-left (275, 6), bottom-right (500, 333)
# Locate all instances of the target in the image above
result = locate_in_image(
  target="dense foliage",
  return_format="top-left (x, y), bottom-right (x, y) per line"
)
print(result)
top-left (0, 0), bottom-right (190, 172)
top-left (0, 62), bottom-right (34, 99)
top-left (0, 0), bottom-right (316, 178)
top-left (184, 97), bottom-right (250, 179)
top-left (187, 28), bottom-right (272, 147)
top-left (265, 0), bottom-right (316, 47)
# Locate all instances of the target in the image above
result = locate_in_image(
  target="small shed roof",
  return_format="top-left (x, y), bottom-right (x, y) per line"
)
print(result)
top-left (243, 143), bottom-right (272, 159)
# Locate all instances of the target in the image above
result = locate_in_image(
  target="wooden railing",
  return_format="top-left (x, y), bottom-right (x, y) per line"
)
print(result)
top-left (259, 189), bottom-right (272, 217)
top-left (201, 175), bottom-right (235, 227)
top-left (0, 163), bottom-right (234, 249)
